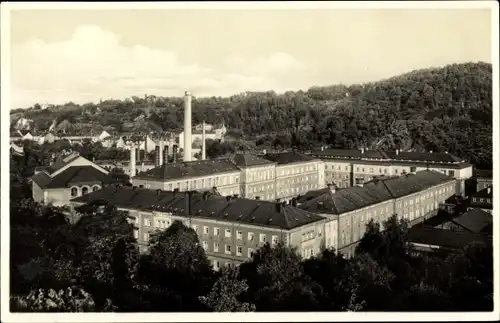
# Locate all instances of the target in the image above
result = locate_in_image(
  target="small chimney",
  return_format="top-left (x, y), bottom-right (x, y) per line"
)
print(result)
top-left (226, 196), bottom-right (231, 202)
top-left (163, 145), bottom-right (169, 165)
top-left (317, 201), bottom-right (324, 210)
top-left (156, 189), bottom-right (162, 195)
top-left (487, 187), bottom-right (491, 194)
top-left (275, 202), bottom-right (282, 213)
top-left (155, 145), bottom-right (160, 167)
top-left (327, 183), bottom-right (336, 194)
top-left (233, 194), bottom-right (239, 198)
top-left (291, 198), bottom-right (298, 207)
top-left (173, 145), bottom-right (178, 163)
top-left (202, 120), bottom-right (207, 160)
top-left (203, 191), bottom-right (209, 200)
top-left (130, 144), bottom-right (136, 177)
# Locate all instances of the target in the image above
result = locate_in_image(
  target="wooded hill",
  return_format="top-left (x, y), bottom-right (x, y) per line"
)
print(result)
top-left (12, 62), bottom-right (493, 169)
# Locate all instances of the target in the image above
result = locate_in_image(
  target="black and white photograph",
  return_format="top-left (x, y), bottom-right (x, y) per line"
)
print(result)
top-left (1, 1), bottom-right (498, 321)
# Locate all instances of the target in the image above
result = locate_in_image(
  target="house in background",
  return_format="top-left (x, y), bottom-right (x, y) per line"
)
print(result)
top-left (31, 153), bottom-right (113, 206)
top-left (442, 208), bottom-right (492, 235)
top-left (469, 186), bottom-right (493, 214)
top-left (473, 169), bottom-right (493, 192)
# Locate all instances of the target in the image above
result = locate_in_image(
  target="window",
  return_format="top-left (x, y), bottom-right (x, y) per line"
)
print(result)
top-left (144, 232), bottom-right (150, 242)
top-left (236, 177), bottom-right (240, 184)
top-left (237, 231), bottom-right (243, 240)
top-left (214, 227), bottom-right (220, 236)
top-left (410, 167), bottom-right (417, 173)
top-left (213, 260), bottom-right (220, 270)
top-left (133, 230), bottom-right (138, 239)
top-left (92, 185), bottom-right (100, 192)
top-left (225, 244), bottom-right (231, 254)
top-left (248, 232), bottom-right (254, 241)
top-left (449, 170), bottom-right (455, 177)
top-left (192, 225), bottom-right (198, 232)
top-left (260, 234), bottom-right (267, 243)
top-left (203, 226), bottom-right (209, 235)
top-left (202, 241), bottom-right (208, 251)
top-left (248, 248), bottom-right (254, 258)
top-left (71, 187), bottom-right (78, 197)
top-left (224, 229), bottom-right (232, 238)
top-left (237, 246), bottom-right (243, 256)
top-left (144, 219), bottom-right (151, 227)
top-left (272, 235), bottom-right (279, 245)
top-left (214, 243), bottom-right (219, 252)
top-left (82, 187), bottom-right (89, 195)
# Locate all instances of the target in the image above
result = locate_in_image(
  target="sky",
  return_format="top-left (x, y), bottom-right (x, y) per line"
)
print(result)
top-left (8, 5), bottom-right (493, 110)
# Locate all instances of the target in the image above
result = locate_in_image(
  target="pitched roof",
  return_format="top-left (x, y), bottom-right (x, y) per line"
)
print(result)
top-left (299, 170), bottom-right (453, 215)
top-left (45, 153), bottom-right (81, 174)
top-left (407, 226), bottom-right (491, 250)
top-left (70, 186), bottom-right (325, 230)
top-left (452, 209), bottom-right (492, 234)
top-left (232, 153), bottom-right (275, 168)
top-left (471, 186), bottom-right (493, 198)
top-left (32, 166), bottom-right (113, 189)
top-left (309, 149), bottom-right (470, 168)
top-left (262, 151), bottom-right (317, 165)
top-left (133, 159), bottom-right (240, 181)
top-left (473, 169), bottom-right (493, 179)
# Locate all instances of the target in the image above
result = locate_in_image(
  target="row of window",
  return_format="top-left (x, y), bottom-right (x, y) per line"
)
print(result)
top-left (277, 165), bottom-right (318, 177)
top-left (472, 197), bottom-right (492, 204)
top-left (202, 242), bottom-right (260, 257)
top-left (70, 185), bottom-right (100, 197)
top-left (278, 184), bottom-right (318, 197)
top-left (247, 169), bottom-right (274, 182)
top-left (163, 175), bottom-right (240, 191)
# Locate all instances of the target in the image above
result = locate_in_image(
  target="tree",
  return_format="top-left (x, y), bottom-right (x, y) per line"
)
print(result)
top-left (199, 267), bottom-right (255, 312)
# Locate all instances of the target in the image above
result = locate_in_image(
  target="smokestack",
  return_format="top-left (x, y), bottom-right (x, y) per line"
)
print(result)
top-left (130, 143), bottom-right (136, 177)
top-left (183, 91), bottom-right (192, 162)
top-left (173, 145), bottom-right (178, 163)
top-left (144, 135), bottom-right (148, 159)
top-left (158, 139), bottom-right (164, 166)
top-left (163, 145), bottom-right (169, 164)
top-left (136, 147), bottom-right (140, 162)
top-left (202, 120), bottom-right (206, 160)
top-left (155, 145), bottom-right (160, 167)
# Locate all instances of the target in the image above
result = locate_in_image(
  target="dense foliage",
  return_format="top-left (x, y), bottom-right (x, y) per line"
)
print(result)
top-left (12, 62), bottom-right (493, 168)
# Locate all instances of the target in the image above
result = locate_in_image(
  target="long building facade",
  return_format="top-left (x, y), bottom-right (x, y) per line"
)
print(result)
top-left (71, 186), bottom-right (327, 269)
top-left (308, 147), bottom-right (472, 195)
top-left (298, 170), bottom-right (457, 257)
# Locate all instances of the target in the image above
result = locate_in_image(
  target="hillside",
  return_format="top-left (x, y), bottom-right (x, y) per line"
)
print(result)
top-left (11, 62), bottom-right (493, 168)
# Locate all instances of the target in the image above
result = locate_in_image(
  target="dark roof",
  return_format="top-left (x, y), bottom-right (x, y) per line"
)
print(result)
top-left (309, 149), bottom-right (470, 168)
top-left (18, 130), bottom-right (31, 136)
top-left (471, 186), bottom-right (493, 199)
top-left (70, 186), bottom-right (325, 230)
top-left (232, 153), bottom-right (275, 168)
top-left (297, 187), bottom-right (331, 204)
top-left (46, 153), bottom-right (81, 174)
top-left (473, 169), bottom-right (493, 179)
top-left (32, 166), bottom-right (113, 189)
top-left (407, 226), bottom-right (491, 250)
top-left (299, 170), bottom-right (453, 215)
top-left (262, 151), bottom-right (317, 165)
top-left (134, 159), bottom-right (240, 181)
top-left (452, 209), bottom-right (492, 234)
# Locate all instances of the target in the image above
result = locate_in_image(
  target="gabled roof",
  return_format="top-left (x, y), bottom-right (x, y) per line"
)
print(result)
top-left (45, 153), bottom-right (81, 174)
top-left (299, 170), bottom-right (453, 215)
top-left (70, 186), bottom-right (325, 230)
top-left (134, 159), bottom-right (240, 181)
top-left (471, 186), bottom-right (493, 199)
top-left (451, 208), bottom-right (492, 234)
top-left (32, 166), bottom-right (113, 189)
top-left (262, 151), bottom-right (317, 165)
top-left (232, 153), bottom-right (275, 168)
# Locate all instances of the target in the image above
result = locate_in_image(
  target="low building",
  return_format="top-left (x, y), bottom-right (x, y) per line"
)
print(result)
top-left (473, 169), bottom-right (493, 192)
top-left (407, 226), bottom-right (492, 256)
top-left (308, 148), bottom-right (473, 195)
top-left (30, 153), bottom-right (113, 206)
top-left (442, 208), bottom-right (492, 235)
top-left (469, 186), bottom-right (493, 214)
top-left (298, 170), bottom-right (456, 257)
top-left (70, 186), bottom-right (327, 269)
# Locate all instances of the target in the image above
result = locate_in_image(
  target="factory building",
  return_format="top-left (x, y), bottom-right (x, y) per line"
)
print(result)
top-left (308, 147), bottom-right (472, 195)
top-left (70, 186), bottom-right (327, 269)
top-left (298, 170), bottom-right (457, 257)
